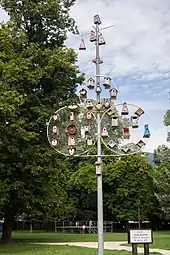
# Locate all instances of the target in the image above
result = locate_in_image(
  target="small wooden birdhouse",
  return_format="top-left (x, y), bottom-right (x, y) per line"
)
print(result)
top-left (70, 112), bottom-right (75, 123)
top-left (67, 124), bottom-right (77, 136)
top-left (52, 139), bottom-right (57, 146)
top-left (87, 78), bottom-right (95, 90)
top-left (110, 88), bottom-right (118, 99)
top-left (86, 111), bottom-right (92, 120)
top-left (107, 140), bottom-right (116, 148)
top-left (103, 77), bottom-right (111, 89)
top-left (98, 34), bottom-right (106, 45)
top-left (131, 116), bottom-right (138, 128)
top-left (89, 30), bottom-right (96, 42)
top-left (123, 128), bottom-right (130, 139)
top-left (53, 126), bottom-right (59, 135)
top-left (121, 102), bottom-right (129, 115)
top-left (102, 127), bottom-right (108, 137)
top-left (86, 100), bottom-right (93, 109)
top-left (95, 102), bottom-right (103, 111)
top-left (112, 116), bottom-right (119, 127)
top-left (68, 147), bottom-right (75, 155)
top-left (94, 14), bottom-right (101, 25)
top-left (143, 124), bottom-right (150, 138)
top-left (68, 136), bottom-right (76, 147)
top-left (68, 104), bottom-right (78, 111)
top-left (122, 147), bottom-right (130, 153)
top-left (107, 109), bottom-right (114, 116)
top-left (79, 38), bottom-right (86, 50)
top-left (136, 140), bottom-right (145, 148)
top-left (104, 99), bottom-right (110, 109)
top-left (53, 113), bottom-right (59, 121)
top-left (84, 126), bottom-right (90, 135)
top-left (79, 88), bottom-right (87, 98)
top-left (87, 137), bottom-right (93, 146)
top-left (135, 107), bottom-right (144, 117)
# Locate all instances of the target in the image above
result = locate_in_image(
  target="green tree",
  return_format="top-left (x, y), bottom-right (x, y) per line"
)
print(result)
top-left (0, 0), bottom-right (83, 243)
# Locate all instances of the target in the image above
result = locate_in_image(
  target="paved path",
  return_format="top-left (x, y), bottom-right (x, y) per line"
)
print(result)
top-left (36, 241), bottom-right (170, 255)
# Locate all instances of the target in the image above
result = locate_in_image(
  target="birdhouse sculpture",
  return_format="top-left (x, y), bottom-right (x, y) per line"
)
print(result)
top-left (94, 14), bottom-right (101, 25)
top-left (112, 116), bottom-right (119, 127)
top-left (143, 124), bottom-right (150, 138)
top-left (107, 109), bottom-right (114, 116)
top-left (131, 116), bottom-right (138, 128)
top-left (96, 85), bottom-right (101, 93)
top-left (89, 30), bottom-right (96, 42)
top-left (122, 147), bottom-right (130, 153)
top-left (52, 139), bottom-right (57, 147)
top-left (79, 38), bottom-right (86, 50)
top-left (107, 140), bottom-right (116, 148)
top-left (104, 99), bottom-right (110, 109)
top-left (136, 140), bottom-right (145, 148)
top-left (68, 104), bottom-right (78, 111)
top-left (86, 100), bottom-right (93, 109)
top-left (53, 113), bottom-right (59, 121)
top-left (68, 136), bottom-right (76, 147)
top-left (79, 88), bottom-right (87, 98)
top-left (68, 147), bottom-right (75, 156)
top-left (84, 126), bottom-right (90, 135)
top-left (103, 77), bottom-right (111, 89)
top-left (135, 107), bottom-right (144, 117)
top-left (102, 127), bottom-right (108, 137)
top-left (121, 102), bottom-right (129, 115)
top-left (86, 111), bottom-right (92, 120)
top-left (87, 78), bottom-right (95, 90)
top-left (67, 124), bottom-right (77, 136)
top-left (123, 128), bottom-right (130, 139)
top-left (70, 112), bottom-right (75, 123)
top-left (95, 102), bottom-right (103, 111)
top-left (53, 126), bottom-right (59, 135)
top-left (87, 137), bottom-right (93, 146)
top-left (98, 34), bottom-right (106, 45)
top-left (110, 88), bottom-right (118, 99)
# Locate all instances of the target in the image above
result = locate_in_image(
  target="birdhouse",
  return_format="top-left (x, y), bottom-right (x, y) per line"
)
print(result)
top-left (68, 104), bottom-right (78, 111)
top-left (123, 128), bottom-right (130, 138)
top-left (67, 124), bottom-right (77, 136)
top-left (94, 14), bottom-right (101, 25)
top-left (110, 88), bottom-right (118, 99)
top-left (104, 99), bottom-right (110, 109)
top-left (53, 126), bottom-right (59, 135)
top-left (122, 147), bottom-right (130, 153)
top-left (86, 100), bottom-right (93, 109)
top-left (89, 30), bottom-right (96, 42)
top-left (112, 116), bottom-right (119, 127)
top-left (107, 109), bottom-right (114, 116)
top-left (103, 77), bottom-right (111, 89)
top-left (143, 124), bottom-right (150, 138)
top-left (84, 126), bottom-right (90, 135)
top-left (135, 107), bottom-right (144, 117)
top-left (70, 112), bottom-right (75, 123)
top-left (101, 127), bottom-right (108, 137)
top-left (98, 34), bottom-right (106, 45)
top-left (121, 102), bottom-right (129, 115)
top-left (86, 111), bottom-right (92, 120)
top-left (95, 102), bottom-right (103, 111)
top-left (107, 140), bottom-right (116, 148)
top-left (92, 59), bottom-right (103, 64)
top-left (136, 140), bottom-right (145, 148)
top-left (68, 147), bottom-right (75, 156)
top-left (52, 139), bottom-right (57, 146)
top-left (79, 88), bottom-right (87, 98)
top-left (53, 113), bottom-right (59, 121)
top-left (79, 38), bottom-right (86, 50)
top-left (96, 85), bottom-right (101, 93)
top-left (68, 136), bottom-right (76, 146)
top-left (131, 116), bottom-right (138, 128)
top-left (87, 137), bottom-right (93, 146)
top-left (87, 78), bottom-right (95, 90)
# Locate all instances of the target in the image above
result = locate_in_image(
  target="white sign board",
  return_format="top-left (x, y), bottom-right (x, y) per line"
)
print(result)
top-left (129, 229), bottom-right (152, 244)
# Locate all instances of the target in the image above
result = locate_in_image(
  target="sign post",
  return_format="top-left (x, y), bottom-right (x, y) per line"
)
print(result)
top-left (128, 229), bottom-right (153, 255)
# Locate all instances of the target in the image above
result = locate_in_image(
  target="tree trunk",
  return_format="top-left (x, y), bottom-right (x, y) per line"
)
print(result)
top-left (0, 211), bottom-right (14, 244)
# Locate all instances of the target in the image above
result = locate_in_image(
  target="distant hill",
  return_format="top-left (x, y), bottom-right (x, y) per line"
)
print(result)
top-left (147, 152), bottom-right (155, 165)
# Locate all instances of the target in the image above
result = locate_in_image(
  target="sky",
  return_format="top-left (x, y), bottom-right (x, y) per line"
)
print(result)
top-left (0, 0), bottom-right (170, 152)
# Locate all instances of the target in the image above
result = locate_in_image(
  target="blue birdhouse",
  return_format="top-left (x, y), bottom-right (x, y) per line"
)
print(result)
top-left (143, 124), bottom-right (150, 138)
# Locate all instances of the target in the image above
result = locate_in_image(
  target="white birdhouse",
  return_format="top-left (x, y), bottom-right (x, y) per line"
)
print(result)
top-left (53, 113), bottom-right (59, 121)
top-left (86, 100), bottom-right (93, 109)
top-left (68, 147), bottom-right (75, 155)
top-left (94, 14), bottom-right (101, 25)
top-left (89, 31), bottom-right (96, 42)
top-left (98, 34), bottom-right (106, 45)
top-left (121, 102), bottom-right (129, 115)
top-left (104, 99), bottom-right (110, 109)
top-left (86, 111), bottom-right (92, 120)
top-left (79, 38), bottom-right (86, 50)
top-left (68, 104), bottom-right (78, 111)
top-left (52, 139), bottom-right (57, 146)
top-left (110, 88), bottom-right (118, 99)
top-left (79, 88), bottom-right (87, 98)
top-left (84, 126), bottom-right (90, 134)
top-left (101, 127), bottom-right (108, 137)
top-left (68, 136), bottom-right (76, 147)
top-left (87, 137), bottom-right (93, 146)
top-left (135, 107), bottom-right (144, 117)
top-left (112, 116), bottom-right (119, 127)
top-left (107, 140), bottom-right (116, 148)
top-left (103, 77), bottom-right (111, 89)
top-left (131, 116), bottom-right (138, 128)
top-left (53, 126), bottom-right (58, 134)
top-left (87, 78), bottom-right (95, 90)
top-left (95, 102), bottom-right (103, 111)
top-left (70, 112), bottom-right (75, 122)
